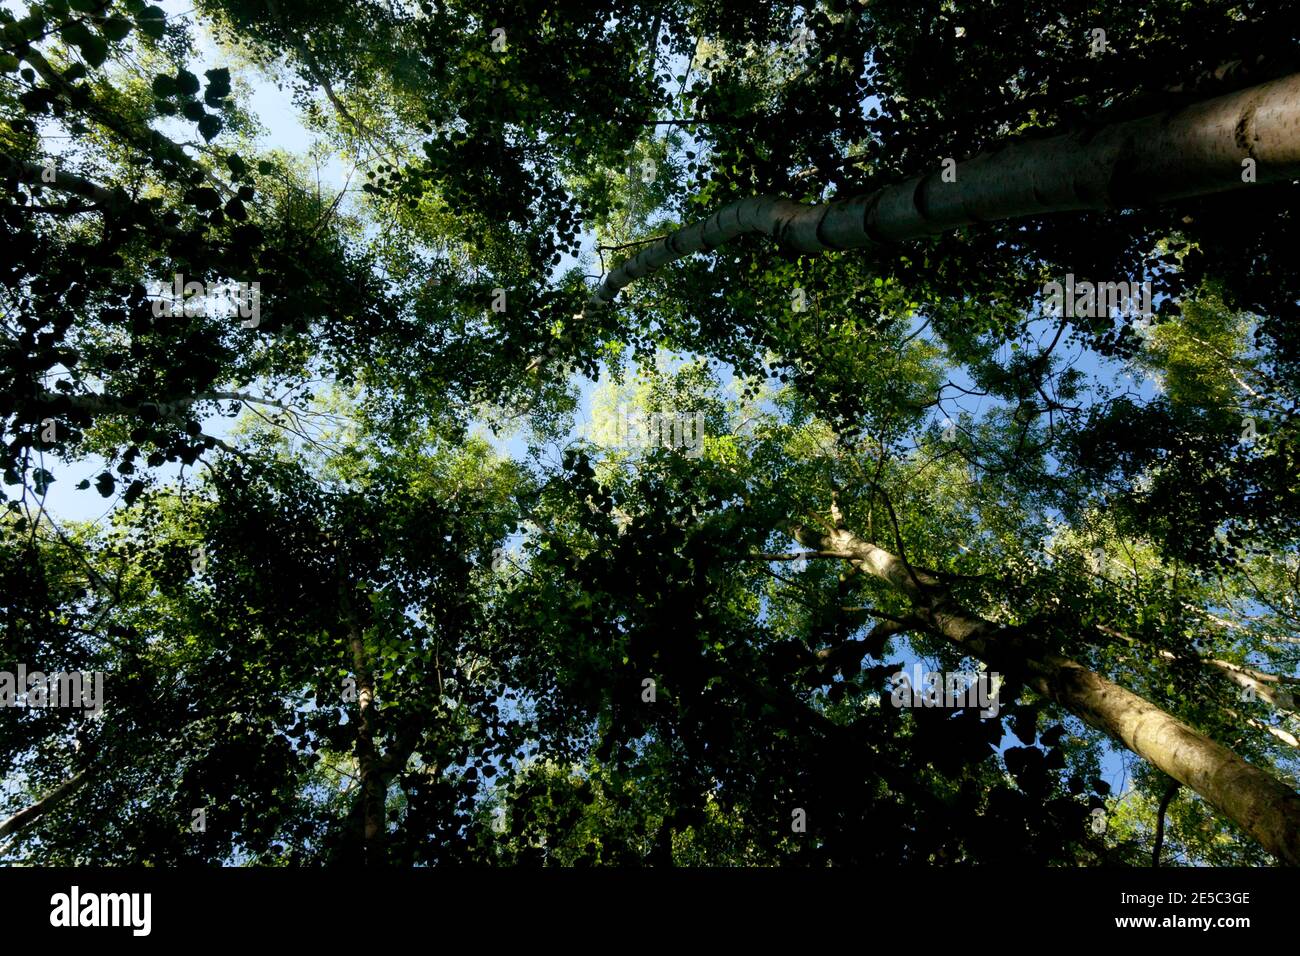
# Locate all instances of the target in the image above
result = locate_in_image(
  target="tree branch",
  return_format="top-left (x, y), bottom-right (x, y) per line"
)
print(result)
top-left (528, 72), bottom-right (1300, 374)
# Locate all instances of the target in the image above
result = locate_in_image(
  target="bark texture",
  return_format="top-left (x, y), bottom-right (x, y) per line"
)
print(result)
top-left (528, 71), bottom-right (1300, 369)
top-left (785, 521), bottom-right (1300, 865)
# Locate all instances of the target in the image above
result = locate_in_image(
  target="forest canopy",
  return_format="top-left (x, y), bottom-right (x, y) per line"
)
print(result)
top-left (2, 0), bottom-right (1300, 867)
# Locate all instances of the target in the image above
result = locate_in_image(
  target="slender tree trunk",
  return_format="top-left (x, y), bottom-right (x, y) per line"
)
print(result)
top-left (0, 767), bottom-right (92, 844)
top-left (1153, 781), bottom-right (1180, 866)
top-left (530, 71), bottom-right (1300, 370)
top-left (2, 155), bottom-right (152, 216)
top-left (347, 617), bottom-right (386, 865)
top-left (784, 521), bottom-right (1300, 865)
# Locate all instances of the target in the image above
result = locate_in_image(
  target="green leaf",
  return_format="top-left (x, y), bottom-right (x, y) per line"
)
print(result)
top-left (32, 468), bottom-right (54, 495)
top-left (136, 5), bottom-right (166, 40)
top-left (175, 68), bottom-right (200, 97)
top-left (102, 16), bottom-right (134, 42)
top-left (203, 67), bottom-right (231, 106)
top-left (75, 34), bottom-right (108, 68)
top-left (197, 112), bottom-right (223, 142)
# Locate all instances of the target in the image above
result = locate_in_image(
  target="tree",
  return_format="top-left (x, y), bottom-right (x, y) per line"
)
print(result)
top-left (3, 0), bottom-right (1299, 866)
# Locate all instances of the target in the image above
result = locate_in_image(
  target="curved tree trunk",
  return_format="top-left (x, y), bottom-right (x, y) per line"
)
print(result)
top-left (784, 520), bottom-right (1300, 866)
top-left (531, 71), bottom-right (1300, 370)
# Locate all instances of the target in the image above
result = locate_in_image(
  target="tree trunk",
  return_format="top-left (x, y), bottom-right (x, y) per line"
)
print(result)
top-left (529, 71), bottom-right (1300, 370)
top-left (0, 767), bottom-right (92, 844)
top-left (1153, 780), bottom-right (1180, 866)
top-left (347, 618), bottom-right (386, 865)
top-left (784, 521), bottom-right (1300, 865)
